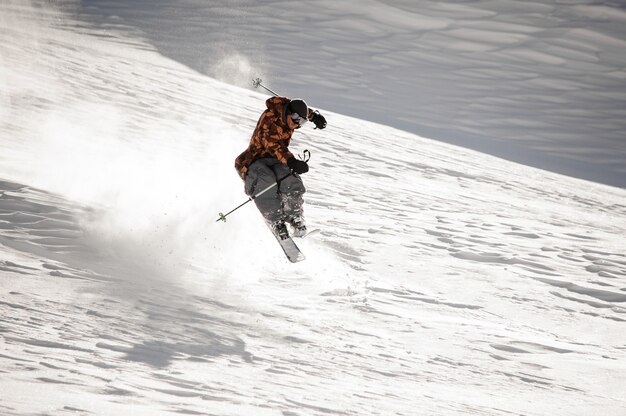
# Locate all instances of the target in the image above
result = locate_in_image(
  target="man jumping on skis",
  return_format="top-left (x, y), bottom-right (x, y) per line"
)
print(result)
top-left (235, 96), bottom-right (327, 239)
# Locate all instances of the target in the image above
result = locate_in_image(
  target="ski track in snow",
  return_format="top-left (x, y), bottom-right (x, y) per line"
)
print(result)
top-left (1, 3), bottom-right (626, 416)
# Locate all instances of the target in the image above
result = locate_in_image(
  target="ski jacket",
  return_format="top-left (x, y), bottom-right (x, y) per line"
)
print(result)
top-left (235, 96), bottom-right (313, 179)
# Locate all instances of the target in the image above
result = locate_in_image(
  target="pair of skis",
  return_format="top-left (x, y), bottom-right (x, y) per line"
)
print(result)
top-left (267, 225), bottom-right (319, 263)
top-left (271, 228), bottom-right (305, 263)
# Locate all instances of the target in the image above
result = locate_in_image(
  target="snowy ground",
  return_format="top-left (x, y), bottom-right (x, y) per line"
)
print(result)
top-left (1, 2), bottom-right (626, 416)
top-left (75, 0), bottom-right (626, 187)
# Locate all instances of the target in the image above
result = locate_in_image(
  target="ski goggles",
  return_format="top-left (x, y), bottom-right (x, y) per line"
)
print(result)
top-left (290, 112), bottom-right (308, 127)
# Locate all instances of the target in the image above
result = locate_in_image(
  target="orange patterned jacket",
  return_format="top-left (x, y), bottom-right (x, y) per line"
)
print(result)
top-left (235, 96), bottom-right (313, 179)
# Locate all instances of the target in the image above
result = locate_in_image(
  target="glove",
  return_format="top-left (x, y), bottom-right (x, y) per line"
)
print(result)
top-left (287, 157), bottom-right (309, 174)
top-left (311, 111), bottom-right (327, 129)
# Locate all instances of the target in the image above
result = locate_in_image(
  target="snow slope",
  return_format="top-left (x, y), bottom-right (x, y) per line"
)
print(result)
top-left (1, 3), bottom-right (626, 416)
top-left (76, 0), bottom-right (626, 187)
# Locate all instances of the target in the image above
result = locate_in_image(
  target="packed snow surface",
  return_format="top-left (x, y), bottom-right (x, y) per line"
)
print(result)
top-left (77, 0), bottom-right (626, 187)
top-left (1, 3), bottom-right (626, 416)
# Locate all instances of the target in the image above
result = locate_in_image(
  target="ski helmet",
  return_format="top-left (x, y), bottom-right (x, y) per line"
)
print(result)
top-left (287, 99), bottom-right (308, 118)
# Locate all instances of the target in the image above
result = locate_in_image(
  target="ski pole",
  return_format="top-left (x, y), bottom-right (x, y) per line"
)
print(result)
top-left (216, 172), bottom-right (292, 223)
top-left (252, 78), bottom-right (279, 97)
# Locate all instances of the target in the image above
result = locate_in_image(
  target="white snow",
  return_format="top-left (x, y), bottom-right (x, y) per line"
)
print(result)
top-left (1, 2), bottom-right (626, 416)
top-left (72, 0), bottom-right (626, 187)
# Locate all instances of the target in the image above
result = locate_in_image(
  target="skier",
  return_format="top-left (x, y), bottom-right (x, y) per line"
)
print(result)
top-left (235, 96), bottom-right (327, 239)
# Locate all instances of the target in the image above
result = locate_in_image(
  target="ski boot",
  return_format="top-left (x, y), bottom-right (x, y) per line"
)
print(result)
top-left (270, 220), bottom-right (290, 240)
top-left (289, 216), bottom-right (307, 238)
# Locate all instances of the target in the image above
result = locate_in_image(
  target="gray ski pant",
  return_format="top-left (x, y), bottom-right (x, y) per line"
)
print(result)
top-left (244, 158), bottom-right (306, 223)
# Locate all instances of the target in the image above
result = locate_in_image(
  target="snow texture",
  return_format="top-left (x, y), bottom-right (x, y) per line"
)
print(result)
top-left (1, 2), bottom-right (626, 416)
top-left (74, 0), bottom-right (626, 188)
